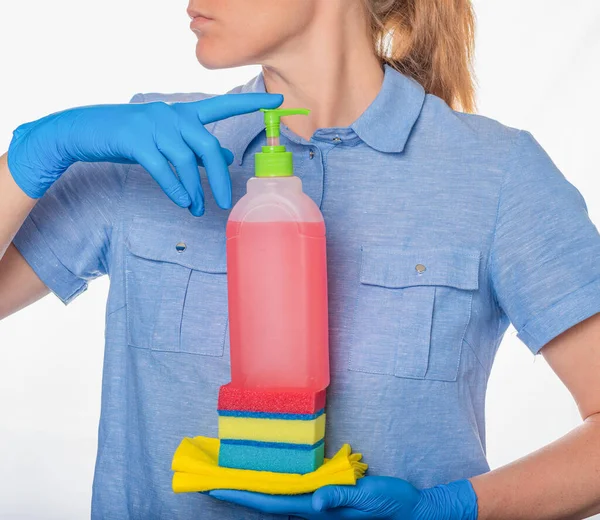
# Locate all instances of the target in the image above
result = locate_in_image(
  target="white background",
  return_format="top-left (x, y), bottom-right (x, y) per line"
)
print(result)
top-left (0, 1), bottom-right (599, 518)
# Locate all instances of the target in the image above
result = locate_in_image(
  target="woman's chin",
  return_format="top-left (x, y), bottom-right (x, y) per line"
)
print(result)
top-left (195, 43), bottom-right (248, 70)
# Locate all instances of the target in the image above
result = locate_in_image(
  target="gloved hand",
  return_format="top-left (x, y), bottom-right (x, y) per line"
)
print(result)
top-left (208, 476), bottom-right (478, 519)
top-left (7, 92), bottom-right (282, 216)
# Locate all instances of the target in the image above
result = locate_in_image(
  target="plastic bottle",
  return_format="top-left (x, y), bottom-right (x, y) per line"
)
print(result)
top-left (226, 108), bottom-right (329, 391)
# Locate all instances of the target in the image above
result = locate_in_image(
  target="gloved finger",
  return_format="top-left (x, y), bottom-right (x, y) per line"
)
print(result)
top-left (158, 135), bottom-right (205, 215)
top-left (183, 124), bottom-right (231, 210)
top-left (208, 489), bottom-right (316, 515)
top-left (196, 147), bottom-right (234, 167)
top-left (312, 485), bottom-right (359, 512)
top-left (221, 147), bottom-right (235, 165)
top-left (195, 93), bottom-right (283, 125)
top-left (134, 149), bottom-right (191, 208)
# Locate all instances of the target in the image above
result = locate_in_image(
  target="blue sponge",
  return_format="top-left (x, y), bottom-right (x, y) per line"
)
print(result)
top-left (218, 438), bottom-right (325, 474)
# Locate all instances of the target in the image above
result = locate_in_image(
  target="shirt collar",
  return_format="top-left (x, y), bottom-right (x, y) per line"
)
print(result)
top-left (351, 64), bottom-right (426, 153)
top-left (227, 63), bottom-right (426, 164)
top-left (226, 73), bottom-right (268, 165)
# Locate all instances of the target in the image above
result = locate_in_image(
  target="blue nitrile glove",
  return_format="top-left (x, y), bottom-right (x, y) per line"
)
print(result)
top-left (7, 93), bottom-right (282, 216)
top-left (208, 476), bottom-right (478, 519)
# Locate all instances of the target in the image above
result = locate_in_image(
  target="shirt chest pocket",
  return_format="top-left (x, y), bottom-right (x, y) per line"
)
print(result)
top-left (348, 245), bottom-right (480, 382)
top-left (124, 218), bottom-right (228, 356)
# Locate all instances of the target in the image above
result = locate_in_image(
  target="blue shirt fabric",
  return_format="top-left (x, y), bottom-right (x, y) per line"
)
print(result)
top-left (12, 64), bottom-right (600, 520)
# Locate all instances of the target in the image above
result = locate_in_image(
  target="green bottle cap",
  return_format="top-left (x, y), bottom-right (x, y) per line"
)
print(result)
top-left (255, 108), bottom-right (310, 177)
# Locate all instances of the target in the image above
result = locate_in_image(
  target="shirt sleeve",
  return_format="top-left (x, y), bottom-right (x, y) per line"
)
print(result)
top-left (490, 129), bottom-right (600, 354)
top-left (12, 160), bottom-right (129, 305)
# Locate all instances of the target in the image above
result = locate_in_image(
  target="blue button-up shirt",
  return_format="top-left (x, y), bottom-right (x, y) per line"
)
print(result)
top-left (13, 65), bottom-right (600, 520)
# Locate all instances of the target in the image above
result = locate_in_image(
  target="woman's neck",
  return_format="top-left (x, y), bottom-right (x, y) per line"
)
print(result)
top-left (260, 3), bottom-right (384, 141)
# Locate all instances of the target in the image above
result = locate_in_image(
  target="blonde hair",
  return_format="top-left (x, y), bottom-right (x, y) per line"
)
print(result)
top-left (365, 0), bottom-right (477, 113)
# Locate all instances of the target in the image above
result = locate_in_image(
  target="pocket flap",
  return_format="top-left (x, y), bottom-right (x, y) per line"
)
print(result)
top-left (360, 245), bottom-right (480, 290)
top-left (125, 217), bottom-right (227, 274)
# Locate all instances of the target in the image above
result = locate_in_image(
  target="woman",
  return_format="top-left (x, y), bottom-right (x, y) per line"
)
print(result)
top-left (1, 1), bottom-right (599, 519)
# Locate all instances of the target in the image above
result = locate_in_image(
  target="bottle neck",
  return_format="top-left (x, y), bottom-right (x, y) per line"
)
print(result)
top-left (247, 176), bottom-right (302, 194)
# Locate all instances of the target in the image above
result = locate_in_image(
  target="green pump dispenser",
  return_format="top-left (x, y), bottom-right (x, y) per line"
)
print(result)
top-left (255, 108), bottom-right (310, 178)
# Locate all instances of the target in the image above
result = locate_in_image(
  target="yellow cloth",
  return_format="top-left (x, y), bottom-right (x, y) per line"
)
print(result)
top-left (172, 435), bottom-right (368, 495)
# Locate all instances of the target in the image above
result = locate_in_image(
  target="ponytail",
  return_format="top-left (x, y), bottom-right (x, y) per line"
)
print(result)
top-left (365, 0), bottom-right (477, 113)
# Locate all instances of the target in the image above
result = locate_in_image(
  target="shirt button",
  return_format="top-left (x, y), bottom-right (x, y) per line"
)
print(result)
top-left (309, 149), bottom-right (315, 159)
top-left (415, 263), bottom-right (426, 273)
top-left (332, 136), bottom-right (342, 143)
top-left (176, 242), bottom-right (187, 253)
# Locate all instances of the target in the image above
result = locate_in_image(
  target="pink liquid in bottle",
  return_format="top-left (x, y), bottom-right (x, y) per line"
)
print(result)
top-left (226, 177), bottom-right (329, 391)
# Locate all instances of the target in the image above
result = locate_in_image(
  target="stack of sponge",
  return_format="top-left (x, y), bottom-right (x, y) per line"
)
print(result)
top-left (217, 383), bottom-right (327, 474)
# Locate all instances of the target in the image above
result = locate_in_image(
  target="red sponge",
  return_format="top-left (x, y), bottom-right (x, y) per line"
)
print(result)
top-left (218, 383), bottom-right (326, 415)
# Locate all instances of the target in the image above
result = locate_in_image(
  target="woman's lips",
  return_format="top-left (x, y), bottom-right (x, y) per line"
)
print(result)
top-left (190, 15), bottom-right (213, 31)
